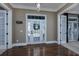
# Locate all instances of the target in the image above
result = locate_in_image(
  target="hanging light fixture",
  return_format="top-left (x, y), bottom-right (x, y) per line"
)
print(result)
top-left (36, 3), bottom-right (40, 12)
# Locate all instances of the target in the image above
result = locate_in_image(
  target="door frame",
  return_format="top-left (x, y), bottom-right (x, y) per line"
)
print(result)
top-left (26, 14), bottom-right (47, 44)
top-left (0, 3), bottom-right (12, 49)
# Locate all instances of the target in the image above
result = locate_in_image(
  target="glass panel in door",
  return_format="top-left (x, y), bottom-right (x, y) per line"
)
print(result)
top-left (72, 22), bottom-right (78, 41)
top-left (27, 20), bottom-right (45, 44)
top-left (0, 10), bottom-right (7, 49)
top-left (60, 15), bottom-right (67, 44)
top-left (68, 22), bottom-right (72, 41)
top-left (68, 21), bottom-right (78, 42)
top-left (32, 20), bottom-right (41, 42)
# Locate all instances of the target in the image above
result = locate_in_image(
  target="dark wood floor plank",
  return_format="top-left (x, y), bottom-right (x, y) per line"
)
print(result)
top-left (0, 44), bottom-right (79, 56)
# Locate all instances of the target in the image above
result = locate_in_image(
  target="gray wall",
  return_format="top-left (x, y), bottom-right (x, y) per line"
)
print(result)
top-left (13, 8), bottom-right (57, 43)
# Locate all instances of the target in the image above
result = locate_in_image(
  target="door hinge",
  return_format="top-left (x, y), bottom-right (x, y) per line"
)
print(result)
top-left (6, 42), bottom-right (8, 45)
top-left (6, 33), bottom-right (8, 35)
top-left (60, 24), bottom-right (61, 26)
top-left (6, 13), bottom-right (8, 15)
top-left (60, 32), bottom-right (61, 34)
top-left (6, 23), bottom-right (8, 25)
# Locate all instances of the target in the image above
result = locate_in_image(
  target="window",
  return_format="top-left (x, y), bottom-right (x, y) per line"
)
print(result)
top-left (68, 19), bottom-right (77, 21)
top-left (27, 15), bottom-right (45, 20)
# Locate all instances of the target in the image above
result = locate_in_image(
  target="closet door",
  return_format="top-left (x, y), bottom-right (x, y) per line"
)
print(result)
top-left (0, 10), bottom-right (7, 49)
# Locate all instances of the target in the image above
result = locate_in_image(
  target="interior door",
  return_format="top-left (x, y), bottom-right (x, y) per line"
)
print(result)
top-left (27, 19), bottom-right (45, 44)
top-left (0, 10), bottom-right (7, 49)
top-left (60, 15), bottom-right (67, 44)
top-left (68, 21), bottom-right (78, 42)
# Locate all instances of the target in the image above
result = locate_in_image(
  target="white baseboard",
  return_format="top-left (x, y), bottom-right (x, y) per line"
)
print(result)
top-left (12, 43), bottom-right (27, 47)
top-left (46, 41), bottom-right (57, 44)
top-left (27, 42), bottom-right (45, 44)
top-left (12, 41), bottom-right (57, 47)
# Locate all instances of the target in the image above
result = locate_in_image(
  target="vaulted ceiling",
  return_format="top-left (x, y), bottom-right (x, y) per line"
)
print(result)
top-left (10, 3), bottom-right (66, 12)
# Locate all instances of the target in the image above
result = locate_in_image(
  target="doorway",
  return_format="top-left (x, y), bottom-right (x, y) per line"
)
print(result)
top-left (26, 14), bottom-right (46, 44)
top-left (60, 14), bottom-right (79, 44)
top-left (68, 16), bottom-right (78, 42)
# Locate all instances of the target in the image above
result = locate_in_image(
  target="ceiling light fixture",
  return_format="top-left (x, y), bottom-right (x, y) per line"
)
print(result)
top-left (36, 3), bottom-right (40, 12)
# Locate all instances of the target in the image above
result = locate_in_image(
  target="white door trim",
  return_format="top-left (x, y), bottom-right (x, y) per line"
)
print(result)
top-left (0, 3), bottom-right (12, 49)
top-left (26, 14), bottom-right (47, 45)
top-left (57, 14), bottom-right (61, 44)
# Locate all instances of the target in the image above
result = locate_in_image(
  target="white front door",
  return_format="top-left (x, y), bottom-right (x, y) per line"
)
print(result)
top-left (60, 15), bottom-right (67, 44)
top-left (26, 15), bottom-right (46, 44)
top-left (0, 10), bottom-right (7, 49)
top-left (68, 21), bottom-right (78, 42)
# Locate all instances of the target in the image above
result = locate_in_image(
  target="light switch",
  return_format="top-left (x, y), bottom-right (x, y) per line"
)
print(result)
top-left (20, 30), bottom-right (23, 32)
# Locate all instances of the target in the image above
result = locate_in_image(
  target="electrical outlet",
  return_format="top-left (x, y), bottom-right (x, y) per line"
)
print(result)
top-left (16, 40), bottom-right (19, 43)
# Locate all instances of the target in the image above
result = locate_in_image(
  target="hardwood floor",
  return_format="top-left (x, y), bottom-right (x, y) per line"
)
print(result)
top-left (0, 44), bottom-right (79, 56)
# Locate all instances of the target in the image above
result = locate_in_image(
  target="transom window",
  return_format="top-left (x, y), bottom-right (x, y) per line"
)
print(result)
top-left (27, 15), bottom-right (45, 19)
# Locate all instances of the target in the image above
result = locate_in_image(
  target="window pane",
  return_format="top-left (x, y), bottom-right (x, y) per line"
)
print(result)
top-left (28, 15), bottom-right (45, 20)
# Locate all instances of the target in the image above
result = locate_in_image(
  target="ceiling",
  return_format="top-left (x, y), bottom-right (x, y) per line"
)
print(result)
top-left (67, 4), bottom-right (79, 14)
top-left (10, 3), bottom-right (66, 12)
